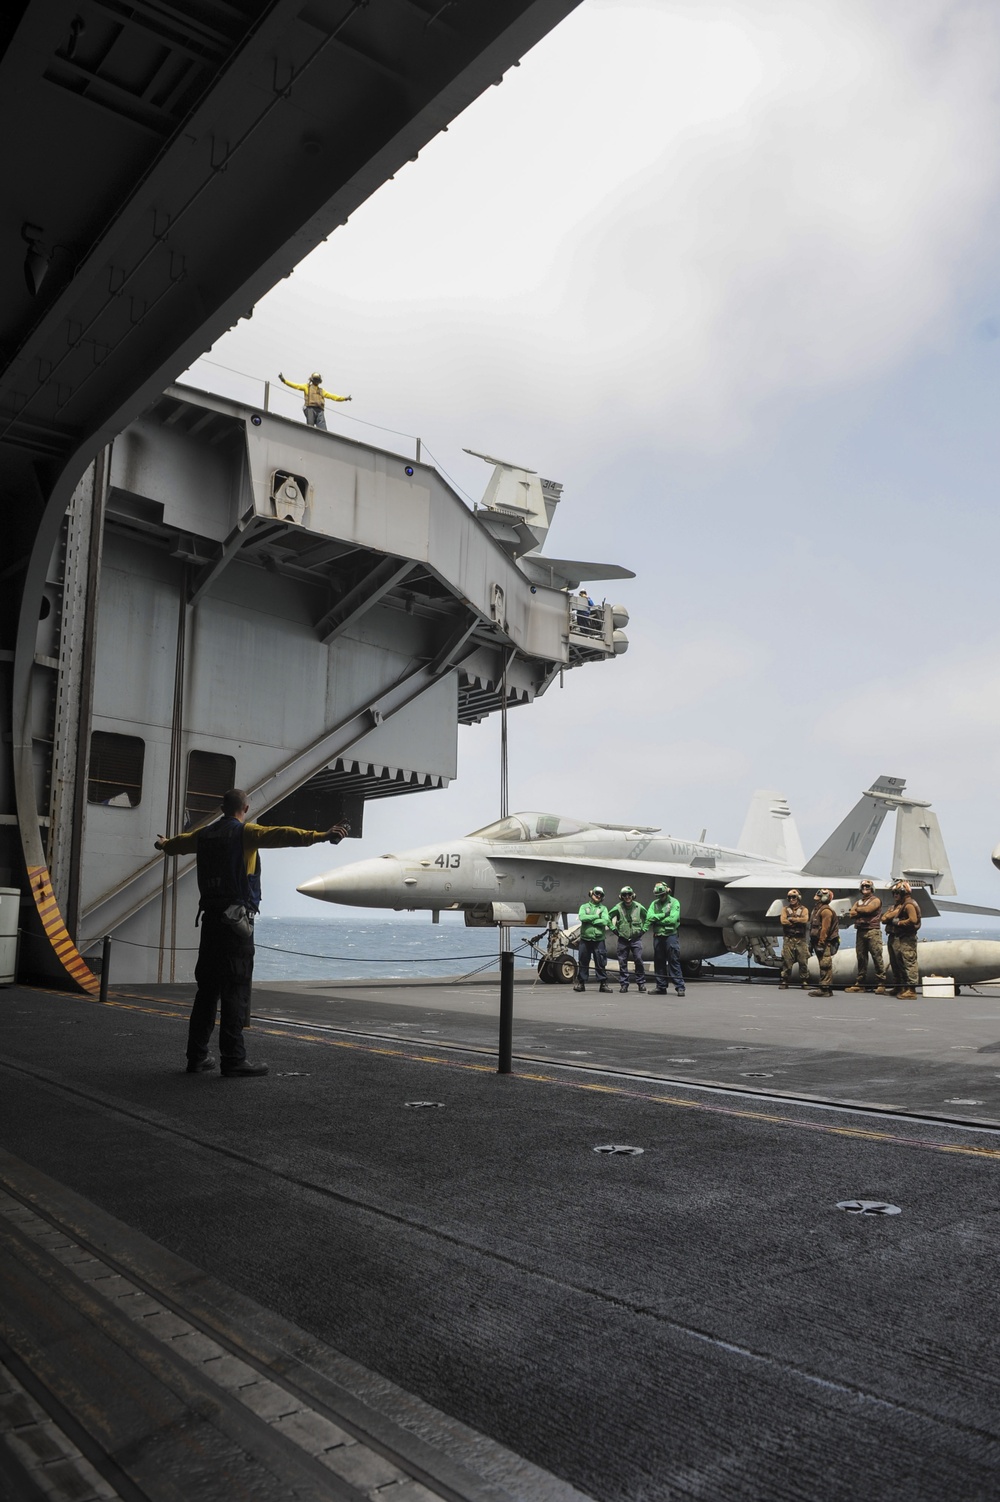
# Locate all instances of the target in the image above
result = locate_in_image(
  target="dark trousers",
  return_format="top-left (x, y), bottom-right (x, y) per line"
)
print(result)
top-left (617, 935), bottom-right (645, 987)
top-left (653, 933), bottom-right (684, 991)
top-left (304, 405), bottom-right (327, 429)
top-left (187, 911), bottom-right (255, 1065)
top-left (578, 938), bottom-right (607, 983)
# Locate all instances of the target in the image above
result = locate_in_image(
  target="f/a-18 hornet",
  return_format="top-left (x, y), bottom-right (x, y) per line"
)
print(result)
top-left (299, 776), bottom-right (1000, 985)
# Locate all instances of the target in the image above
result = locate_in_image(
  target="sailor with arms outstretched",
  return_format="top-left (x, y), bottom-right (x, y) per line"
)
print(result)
top-left (156, 790), bottom-right (348, 1075)
top-left (278, 369), bottom-right (352, 429)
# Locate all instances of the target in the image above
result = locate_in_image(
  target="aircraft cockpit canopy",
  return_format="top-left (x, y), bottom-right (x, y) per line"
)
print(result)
top-left (468, 812), bottom-right (594, 842)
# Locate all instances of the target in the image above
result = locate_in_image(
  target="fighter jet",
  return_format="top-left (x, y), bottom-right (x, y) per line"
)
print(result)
top-left (298, 776), bottom-right (1000, 984)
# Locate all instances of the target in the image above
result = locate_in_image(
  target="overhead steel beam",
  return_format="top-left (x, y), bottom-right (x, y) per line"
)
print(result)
top-left (429, 615), bottom-right (481, 675)
top-left (315, 557), bottom-right (416, 644)
top-left (186, 510), bottom-right (265, 606)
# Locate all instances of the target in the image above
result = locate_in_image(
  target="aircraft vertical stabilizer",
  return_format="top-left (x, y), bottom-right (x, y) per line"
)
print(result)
top-left (892, 806), bottom-right (956, 895)
top-left (803, 775), bottom-right (905, 878)
top-left (738, 791), bottom-right (805, 869)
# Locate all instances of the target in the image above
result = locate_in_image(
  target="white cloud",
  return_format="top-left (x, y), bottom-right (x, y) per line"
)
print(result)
top-left (817, 640), bottom-right (1000, 765)
top-left (205, 0), bottom-right (1000, 916)
top-left (265, 0), bottom-right (1000, 452)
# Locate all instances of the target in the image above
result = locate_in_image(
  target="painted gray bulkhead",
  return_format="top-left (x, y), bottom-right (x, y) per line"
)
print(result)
top-left (59, 387), bottom-right (625, 981)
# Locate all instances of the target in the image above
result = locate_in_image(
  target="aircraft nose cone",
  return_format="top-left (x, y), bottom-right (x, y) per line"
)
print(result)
top-left (297, 856), bottom-right (405, 906)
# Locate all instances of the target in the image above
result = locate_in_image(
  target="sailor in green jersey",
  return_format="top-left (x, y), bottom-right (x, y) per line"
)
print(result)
top-left (608, 885), bottom-right (648, 993)
top-left (574, 886), bottom-right (613, 992)
top-left (644, 881), bottom-right (685, 996)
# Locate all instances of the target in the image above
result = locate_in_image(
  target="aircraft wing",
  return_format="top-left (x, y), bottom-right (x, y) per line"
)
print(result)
top-left (723, 874), bottom-right (868, 892)
top-left (725, 874), bottom-right (942, 918)
top-left (933, 899), bottom-right (1000, 918)
top-left (518, 556), bottom-right (636, 589)
top-left (514, 855), bottom-right (726, 882)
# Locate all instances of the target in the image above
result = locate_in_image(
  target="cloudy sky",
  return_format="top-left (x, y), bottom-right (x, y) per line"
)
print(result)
top-left (190, 0), bottom-right (1000, 916)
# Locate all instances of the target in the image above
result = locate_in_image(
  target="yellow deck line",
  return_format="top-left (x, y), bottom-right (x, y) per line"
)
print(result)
top-left (23, 986), bottom-right (1000, 1164)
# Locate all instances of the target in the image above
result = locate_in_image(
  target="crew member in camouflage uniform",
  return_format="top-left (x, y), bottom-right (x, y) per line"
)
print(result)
top-left (808, 888), bottom-right (839, 997)
top-left (778, 888), bottom-right (810, 990)
top-left (609, 886), bottom-right (647, 993)
top-left (883, 879), bottom-right (921, 999)
top-left (843, 878), bottom-right (888, 994)
top-left (644, 881), bottom-right (685, 996)
top-left (574, 886), bottom-right (612, 993)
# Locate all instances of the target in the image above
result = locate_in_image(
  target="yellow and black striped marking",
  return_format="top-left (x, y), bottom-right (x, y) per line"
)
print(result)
top-left (26, 866), bottom-right (99, 996)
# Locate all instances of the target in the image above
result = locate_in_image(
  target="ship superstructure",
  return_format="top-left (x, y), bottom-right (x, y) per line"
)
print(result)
top-left (22, 386), bottom-right (631, 983)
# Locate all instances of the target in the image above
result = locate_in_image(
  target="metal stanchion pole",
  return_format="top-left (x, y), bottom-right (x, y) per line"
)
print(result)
top-left (498, 929), bottom-right (514, 1074)
top-left (99, 935), bottom-right (111, 1003)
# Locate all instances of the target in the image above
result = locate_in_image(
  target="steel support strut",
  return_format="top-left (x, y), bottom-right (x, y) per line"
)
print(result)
top-left (498, 937), bottom-right (514, 1074)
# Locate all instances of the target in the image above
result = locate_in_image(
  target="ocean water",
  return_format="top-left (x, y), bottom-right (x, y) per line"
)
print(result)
top-left (251, 917), bottom-right (999, 982)
top-left (253, 915), bottom-right (538, 982)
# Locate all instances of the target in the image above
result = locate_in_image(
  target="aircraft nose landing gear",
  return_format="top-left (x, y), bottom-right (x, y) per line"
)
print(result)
top-left (530, 918), bottom-right (579, 984)
top-left (538, 955), bottom-right (577, 984)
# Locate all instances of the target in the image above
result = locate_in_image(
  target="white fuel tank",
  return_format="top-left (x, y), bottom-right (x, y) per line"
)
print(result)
top-left (808, 938), bottom-right (1000, 988)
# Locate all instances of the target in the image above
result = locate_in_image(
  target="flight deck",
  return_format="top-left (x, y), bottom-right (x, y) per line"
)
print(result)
top-left (3, 974), bottom-right (1000, 1501)
top-left (246, 970), bottom-right (1000, 1127)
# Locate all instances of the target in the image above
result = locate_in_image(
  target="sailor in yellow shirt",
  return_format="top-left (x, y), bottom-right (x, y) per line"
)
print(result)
top-left (278, 370), bottom-right (352, 430)
top-left (155, 788), bottom-right (348, 1075)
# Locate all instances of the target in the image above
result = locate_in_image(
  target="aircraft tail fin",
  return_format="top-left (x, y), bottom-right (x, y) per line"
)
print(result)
top-left (738, 791), bottom-right (805, 869)
top-left (803, 774), bottom-right (906, 877)
top-left (892, 805), bottom-right (956, 895)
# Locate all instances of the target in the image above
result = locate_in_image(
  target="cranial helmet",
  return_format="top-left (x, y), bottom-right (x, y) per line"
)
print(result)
top-left (893, 879), bottom-right (912, 893)
top-left (653, 882), bottom-right (668, 895)
top-left (591, 885), bottom-right (604, 896)
top-left (815, 889), bottom-right (833, 903)
top-left (860, 878), bottom-right (874, 890)
top-left (787, 889), bottom-right (801, 899)
top-left (311, 372), bottom-right (322, 381)
top-left (620, 885), bottom-right (635, 897)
